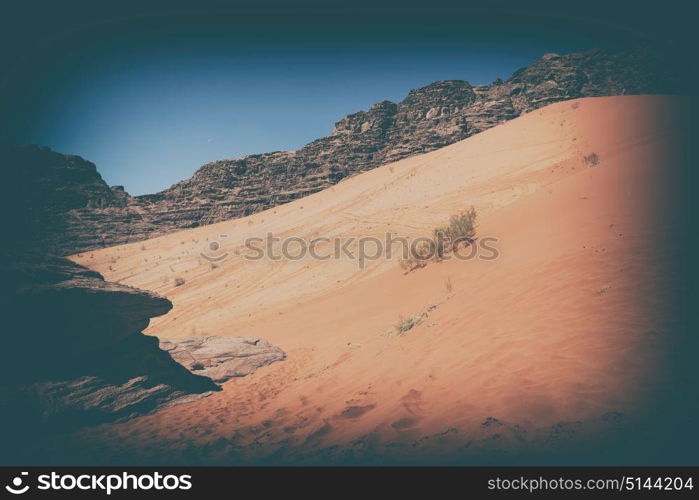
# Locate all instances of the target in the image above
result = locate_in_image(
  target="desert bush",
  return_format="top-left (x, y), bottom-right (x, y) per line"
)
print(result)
top-left (584, 153), bottom-right (600, 166)
top-left (434, 206), bottom-right (478, 254)
top-left (399, 207), bottom-right (477, 272)
top-left (399, 239), bottom-right (434, 272)
top-left (174, 276), bottom-right (186, 287)
top-left (385, 305), bottom-right (438, 336)
top-left (399, 258), bottom-right (414, 272)
top-left (393, 314), bottom-right (423, 335)
top-left (399, 256), bottom-right (426, 273)
top-left (426, 206), bottom-right (479, 260)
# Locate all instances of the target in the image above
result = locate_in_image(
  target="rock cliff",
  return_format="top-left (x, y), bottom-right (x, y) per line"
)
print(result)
top-left (0, 253), bottom-right (220, 434)
top-left (7, 48), bottom-right (681, 256)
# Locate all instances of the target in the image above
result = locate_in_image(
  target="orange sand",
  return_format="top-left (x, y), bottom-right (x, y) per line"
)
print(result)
top-left (71, 95), bottom-right (687, 464)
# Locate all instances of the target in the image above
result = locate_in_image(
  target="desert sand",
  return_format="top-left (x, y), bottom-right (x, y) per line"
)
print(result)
top-left (70, 95), bottom-right (687, 464)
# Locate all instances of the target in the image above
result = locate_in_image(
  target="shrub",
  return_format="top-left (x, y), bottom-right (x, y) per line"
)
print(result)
top-left (399, 256), bottom-right (427, 273)
top-left (435, 207), bottom-right (478, 251)
top-left (584, 153), bottom-right (600, 166)
top-left (393, 314), bottom-right (424, 335)
top-left (385, 305), bottom-right (438, 336)
top-left (398, 207), bottom-right (478, 272)
top-left (399, 240), bottom-right (433, 272)
top-left (434, 206), bottom-right (477, 254)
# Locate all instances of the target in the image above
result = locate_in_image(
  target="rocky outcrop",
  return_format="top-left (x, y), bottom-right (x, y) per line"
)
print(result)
top-left (160, 337), bottom-right (286, 383)
top-left (6, 48), bottom-right (682, 256)
top-left (0, 253), bottom-right (220, 436)
top-left (2, 145), bottom-right (163, 255)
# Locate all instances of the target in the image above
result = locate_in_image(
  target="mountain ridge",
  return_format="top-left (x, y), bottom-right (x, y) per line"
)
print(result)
top-left (5, 48), bottom-right (682, 255)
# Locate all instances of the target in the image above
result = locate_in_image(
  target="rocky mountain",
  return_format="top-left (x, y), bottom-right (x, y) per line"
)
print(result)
top-left (3, 145), bottom-right (161, 253)
top-left (6, 48), bottom-right (681, 256)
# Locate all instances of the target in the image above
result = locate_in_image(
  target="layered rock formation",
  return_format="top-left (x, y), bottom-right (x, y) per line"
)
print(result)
top-left (0, 252), bottom-right (286, 464)
top-left (161, 337), bottom-right (287, 383)
top-left (0, 253), bottom-right (220, 436)
top-left (7, 48), bottom-right (682, 256)
top-left (3, 145), bottom-right (163, 254)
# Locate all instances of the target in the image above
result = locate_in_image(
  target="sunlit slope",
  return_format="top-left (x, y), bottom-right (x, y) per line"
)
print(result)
top-left (74, 96), bottom-right (678, 340)
top-left (72, 96), bottom-right (687, 463)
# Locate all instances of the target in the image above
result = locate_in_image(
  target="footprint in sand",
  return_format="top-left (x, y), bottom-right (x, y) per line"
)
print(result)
top-left (390, 389), bottom-right (426, 430)
top-left (339, 404), bottom-right (376, 419)
top-left (401, 389), bottom-right (425, 415)
top-left (391, 417), bottom-right (421, 430)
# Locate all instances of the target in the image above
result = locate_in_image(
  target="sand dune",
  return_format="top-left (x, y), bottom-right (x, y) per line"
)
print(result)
top-left (71, 95), bottom-right (688, 464)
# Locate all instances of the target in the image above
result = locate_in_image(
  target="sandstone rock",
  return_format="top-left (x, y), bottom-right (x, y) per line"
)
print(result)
top-left (0, 253), bottom-right (220, 434)
top-left (23, 375), bottom-right (212, 428)
top-left (160, 336), bottom-right (286, 383)
top-left (4, 48), bottom-right (682, 256)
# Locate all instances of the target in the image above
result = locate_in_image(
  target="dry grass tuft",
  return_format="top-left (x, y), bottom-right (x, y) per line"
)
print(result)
top-left (385, 305), bottom-right (438, 336)
top-left (399, 207), bottom-right (477, 272)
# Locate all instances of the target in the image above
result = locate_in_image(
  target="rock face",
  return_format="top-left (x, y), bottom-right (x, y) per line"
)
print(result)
top-left (0, 253), bottom-right (220, 439)
top-left (160, 337), bottom-right (286, 383)
top-left (6, 48), bottom-right (681, 256)
top-left (3, 145), bottom-right (163, 255)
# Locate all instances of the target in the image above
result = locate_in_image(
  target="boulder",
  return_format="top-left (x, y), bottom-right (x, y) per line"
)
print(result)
top-left (161, 336), bottom-right (286, 383)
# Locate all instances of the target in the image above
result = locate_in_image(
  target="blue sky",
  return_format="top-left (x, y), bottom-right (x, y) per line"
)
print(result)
top-left (20, 43), bottom-right (576, 195)
top-left (4, 5), bottom-right (641, 195)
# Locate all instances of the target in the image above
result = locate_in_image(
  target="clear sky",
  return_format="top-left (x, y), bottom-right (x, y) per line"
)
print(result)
top-left (20, 44), bottom-right (570, 195)
top-left (2, 3), bottom-right (654, 195)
